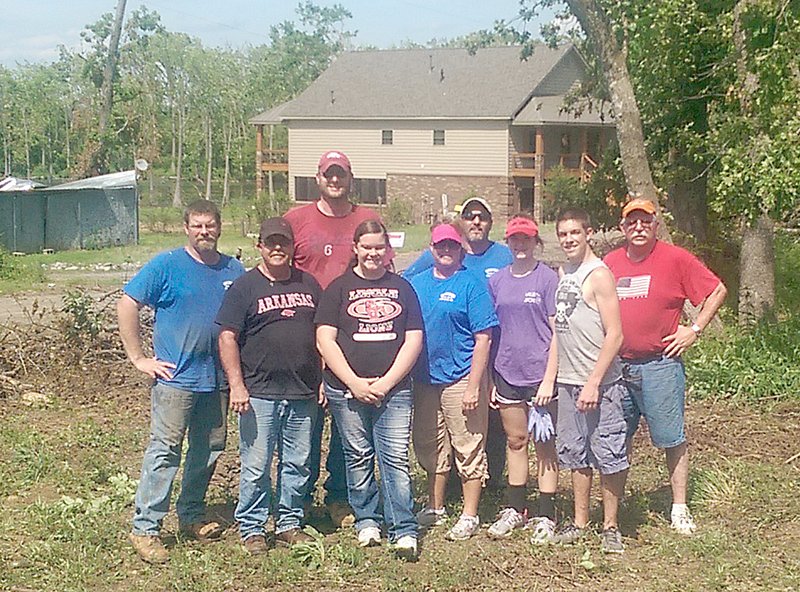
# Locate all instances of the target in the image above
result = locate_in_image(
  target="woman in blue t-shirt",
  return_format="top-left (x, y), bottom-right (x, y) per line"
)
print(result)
top-left (315, 220), bottom-right (423, 561)
top-left (486, 213), bottom-right (560, 544)
top-left (409, 222), bottom-right (499, 542)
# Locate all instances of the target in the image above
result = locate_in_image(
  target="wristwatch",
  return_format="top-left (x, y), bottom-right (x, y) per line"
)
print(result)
top-left (690, 323), bottom-right (702, 336)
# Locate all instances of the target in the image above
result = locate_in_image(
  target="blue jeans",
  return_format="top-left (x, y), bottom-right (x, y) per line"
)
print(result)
top-left (308, 411), bottom-right (348, 505)
top-left (325, 382), bottom-right (417, 542)
top-left (132, 383), bottom-right (227, 535)
top-left (622, 355), bottom-right (686, 448)
top-left (236, 397), bottom-right (318, 539)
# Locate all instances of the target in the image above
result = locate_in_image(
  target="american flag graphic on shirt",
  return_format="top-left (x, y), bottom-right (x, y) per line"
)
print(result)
top-left (616, 275), bottom-right (651, 299)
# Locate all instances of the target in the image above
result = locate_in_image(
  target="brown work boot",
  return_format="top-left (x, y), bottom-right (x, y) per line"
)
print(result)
top-left (242, 534), bottom-right (270, 555)
top-left (129, 532), bottom-right (169, 564)
top-left (275, 528), bottom-right (314, 547)
top-left (179, 521), bottom-right (224, 543)
top-left (327, 501), bottom-right (355, 529)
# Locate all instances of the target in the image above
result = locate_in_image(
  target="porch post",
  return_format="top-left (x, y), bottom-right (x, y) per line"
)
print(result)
top-left (255, 124), bottom-right (263, 200)
top-left (268, 124), bottom-right (275, 199)
top-left (533, 127), bottom-right (545, 222)
top-left (580, 128), bottom-right (589, 179)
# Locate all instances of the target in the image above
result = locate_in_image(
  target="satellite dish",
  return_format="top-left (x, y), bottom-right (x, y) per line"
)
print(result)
top-left (135, 159), bottom-right (149, 172)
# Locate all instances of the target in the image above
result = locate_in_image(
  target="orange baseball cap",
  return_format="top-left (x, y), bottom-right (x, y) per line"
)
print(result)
top-left (621, 198), bottom-right (657, 218)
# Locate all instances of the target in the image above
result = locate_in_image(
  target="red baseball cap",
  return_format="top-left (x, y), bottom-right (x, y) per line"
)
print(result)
top-left (318, 150), bottom-right (352, 175)
top-left (431, 224), bottom-right (463, 245)
top-left (505, 217), bottom-right (539, 239)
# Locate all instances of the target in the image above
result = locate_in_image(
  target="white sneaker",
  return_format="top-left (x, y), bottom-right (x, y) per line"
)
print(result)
top-left (487, 508), bottom-right (525, 539)
top-left (416, 507), bottom-right (447, 528)
top-left (394, 534), bottom-right (418, 560)
top-left (528, 516), bottom-right (557, 545)
top-left (445, 514), bottom-right (480, 541)
top-left (357, 526), bottom-right (381, 547)
top-left (671, 511), bottom-right (696, 535)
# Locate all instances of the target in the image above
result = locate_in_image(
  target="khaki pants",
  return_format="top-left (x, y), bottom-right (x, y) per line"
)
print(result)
top-left (412, 378), bottom-right (488, 482)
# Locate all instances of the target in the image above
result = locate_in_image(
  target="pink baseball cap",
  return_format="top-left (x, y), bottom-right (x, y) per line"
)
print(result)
top-left (505, 217), bottom-right (539, 238)
top-left (318, 150), bottom-right (352, 175)
top-left (431, 224), bottom-right (463, 245)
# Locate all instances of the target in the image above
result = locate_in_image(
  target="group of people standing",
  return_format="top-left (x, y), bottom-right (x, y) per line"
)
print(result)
top-left (119, 150), bottom-right (726, 565)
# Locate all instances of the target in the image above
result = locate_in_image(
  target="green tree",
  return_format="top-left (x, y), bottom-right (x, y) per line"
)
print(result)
top-left (710, 0), bottom-right (800, 322)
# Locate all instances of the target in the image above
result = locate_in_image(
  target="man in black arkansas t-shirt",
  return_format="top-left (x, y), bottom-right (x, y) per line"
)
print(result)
top-left (217, 217), bottom-right (322, 555)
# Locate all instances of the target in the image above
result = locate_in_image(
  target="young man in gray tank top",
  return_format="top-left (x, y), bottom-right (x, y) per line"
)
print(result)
top-left (541, 208), bottom-right (629, 554)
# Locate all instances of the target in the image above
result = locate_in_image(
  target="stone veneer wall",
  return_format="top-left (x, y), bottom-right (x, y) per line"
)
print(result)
top-left (387, 174), bottom-right (513, 224)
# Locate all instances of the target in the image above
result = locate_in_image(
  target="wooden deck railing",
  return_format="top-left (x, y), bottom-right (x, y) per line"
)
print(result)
top-left (259, 149), bottom-right (289, 173)
top-left (510, 151), bottom-right (598, 182)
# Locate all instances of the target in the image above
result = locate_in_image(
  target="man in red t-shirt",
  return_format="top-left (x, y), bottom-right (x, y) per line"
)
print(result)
top-left (604, 198), bottom-right (727, 535)
top-left (284, 150), bottom-right (392, 528)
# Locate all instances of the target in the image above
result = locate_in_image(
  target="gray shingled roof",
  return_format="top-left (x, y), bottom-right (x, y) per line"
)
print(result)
top-left (514, 95), bottom-right (614, 126)
top-left (250, 44), bottom-right (576, 123)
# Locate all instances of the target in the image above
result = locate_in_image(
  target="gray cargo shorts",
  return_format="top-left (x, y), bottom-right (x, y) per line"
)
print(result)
top-left (555, 382), bottom-right (629, 475)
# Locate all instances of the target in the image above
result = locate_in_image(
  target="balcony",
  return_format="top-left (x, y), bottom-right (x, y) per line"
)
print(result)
top-left (258, 148), bottom-right (288, 173)
top-left (510, 151), bottom-right (598, 183)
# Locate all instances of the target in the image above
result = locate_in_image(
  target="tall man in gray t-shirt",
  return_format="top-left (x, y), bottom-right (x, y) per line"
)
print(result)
top-left (540, 208), bottom-right (629, 554)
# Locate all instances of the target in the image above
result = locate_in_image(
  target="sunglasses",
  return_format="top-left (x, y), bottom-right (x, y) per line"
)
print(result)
top-left (461, 210), bottom-right (490, 222)
top-left (622, 216), bottom-right (655, 228)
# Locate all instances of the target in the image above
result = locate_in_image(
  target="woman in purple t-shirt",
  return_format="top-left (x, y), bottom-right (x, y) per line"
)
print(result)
top-left (486, 213), bottom-right (560, 544)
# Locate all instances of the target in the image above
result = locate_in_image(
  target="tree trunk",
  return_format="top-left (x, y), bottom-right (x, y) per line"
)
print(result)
top-left (64, 106), bottom-right (71, 172)
top-left (3, 133), bottom-right (9, 176)
top-left (222, 115), bottom-right (233, 206)
top-left (204, 116), bottom-right (213, 200)
top-left (733, 0), bottom-right (775, 323)
top-left (170, 100), bottom-right (177, 175)
top-left (91, 0), bottom-right (127, 174)
top-left (564, 0), bottom-right (670, 240)
top-left (23, 113), bottom-right (30, 178)
top-left (738, 214), bottom-right (775, 324)
top-left (172, 106), bottom-right (184, 208)
top-left (565, 2), bottom-right (657, 197)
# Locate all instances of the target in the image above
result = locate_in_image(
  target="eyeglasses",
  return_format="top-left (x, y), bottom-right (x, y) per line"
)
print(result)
top-left (622, 217), bottom-right (655, 229)
top-left (461, 210), bottom-right (490, 222)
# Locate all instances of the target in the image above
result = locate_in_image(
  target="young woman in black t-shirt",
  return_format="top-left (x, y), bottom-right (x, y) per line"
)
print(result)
top-left (315, 220), bottom-right (423, 560)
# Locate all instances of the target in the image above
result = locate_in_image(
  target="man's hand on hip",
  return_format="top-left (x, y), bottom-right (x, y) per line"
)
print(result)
top-left (662, 325), bottom-right (698, 358)
top-left (133, 357), bottom-right (176, 381)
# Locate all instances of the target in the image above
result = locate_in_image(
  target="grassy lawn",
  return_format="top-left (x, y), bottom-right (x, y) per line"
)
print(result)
top-left (0, 228), bottom-right (798, 591)
top-left (0, 364), bottom-right (797, 591)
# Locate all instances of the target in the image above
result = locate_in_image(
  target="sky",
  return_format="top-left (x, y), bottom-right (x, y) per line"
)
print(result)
top-left (3, 0), bottom-right (555, 67)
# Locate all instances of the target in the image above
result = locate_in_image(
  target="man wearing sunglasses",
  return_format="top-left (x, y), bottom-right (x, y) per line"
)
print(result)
top-left (604, 197), bottom-right (727, 535)
top-left (403, 197), bottom-right (512, 282)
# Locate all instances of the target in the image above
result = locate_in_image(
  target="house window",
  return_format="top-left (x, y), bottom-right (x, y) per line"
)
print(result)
top-left (433, 129), bottom-right (445, 145)
top-left (352, 178), bottom-right (387, 205)
top-left (294, 177), bottom-right (316, 201)
top-left (381, 130), bottom-right (393, 145)
top-left (294, 176), bottom-right (387, 205)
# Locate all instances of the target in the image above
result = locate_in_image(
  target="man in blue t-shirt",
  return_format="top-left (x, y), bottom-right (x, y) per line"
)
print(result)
top-left (118, 200), bottom-right (244, 564)
top-left (402, 197), bottom-right (513, 281)
top-left (403, 197), bottom-right (513, 487)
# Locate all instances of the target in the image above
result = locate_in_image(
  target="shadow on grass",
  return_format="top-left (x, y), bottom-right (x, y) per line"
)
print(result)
top-left (618, 483), bottom-right (673, 539)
